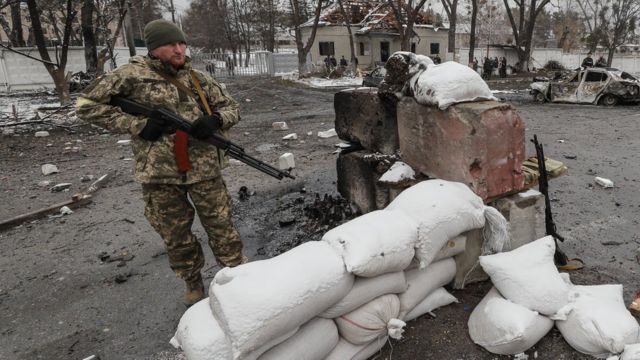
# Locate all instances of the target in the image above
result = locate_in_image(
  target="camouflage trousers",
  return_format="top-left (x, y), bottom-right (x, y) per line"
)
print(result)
top-left (142, 177), bottom-right (244, 283)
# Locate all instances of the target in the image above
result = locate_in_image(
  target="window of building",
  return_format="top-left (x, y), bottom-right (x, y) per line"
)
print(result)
top-left (411, 42), bottom-right (416, 53)
top-left (358, 42), bottom-right (370, 56)
top-left (319, 42), bottom-right (335, 56)
top-left (430, 43), bottom-right (440, 54)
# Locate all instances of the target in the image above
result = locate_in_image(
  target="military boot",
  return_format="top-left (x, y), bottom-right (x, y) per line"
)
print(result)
top-left (185, 276), bottom-right (205, 306)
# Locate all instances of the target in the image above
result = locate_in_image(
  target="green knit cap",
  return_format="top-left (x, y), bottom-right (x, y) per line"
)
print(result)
top-left (144, 19), bottom-right (187, 51)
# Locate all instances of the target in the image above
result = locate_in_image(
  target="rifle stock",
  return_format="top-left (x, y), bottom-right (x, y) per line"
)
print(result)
top-left (109, 96), bottom-right (294, 180)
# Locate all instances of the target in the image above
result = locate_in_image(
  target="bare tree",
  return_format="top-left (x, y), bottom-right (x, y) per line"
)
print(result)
top-left (575, 0), bottom-right (605, 52)
top-left (386, 0), bottom-right (431, 50)
top-left (26, 0), bottom-right (77, 105)
top-left (0, 1), bottom-right (27, 47)
top-left (289, 0), bottom-right (323, 76)
top-left (82, 0), bottom-right (99, 74)
top-left (441, 0), bottom-right (459, 58)
top-left (468, 0), bottom-right (478, 64)
top-left (502, 0), bottom-right (551, 72)
top-left (95, 0), bottom-right (128, 72)
top-left (336, 0), bottom-right (357, 72)
top-left (595, 0), bottom-right (640, 66)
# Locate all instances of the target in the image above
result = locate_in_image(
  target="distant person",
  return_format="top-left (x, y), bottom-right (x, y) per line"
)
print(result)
top-left (226, 56), bottom-right (235, 76)
top-left (482, 57), bottom-right (492, 80)
top-left (582, 53), bottom-right (594, 68)
top-left (472, 57), bottom-right (478, 72)
top-left (499, 57), bottom-right (507, 78)
top-left (205, 61), bottom-right (215, 75)
top-left (595, 56), bottom-right (607, 68)
top-left (353, 56), bottom-right (359, 67)
top-left (433, 54), bottom-right (442, 64)
top-left (339, 55), bottom-right (348, 67)
top-left (330, 55), bottom-right (337, 67)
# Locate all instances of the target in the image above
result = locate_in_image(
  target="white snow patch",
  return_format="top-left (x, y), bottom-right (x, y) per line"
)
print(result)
top-left (379, 162), bottom-right (415, 183)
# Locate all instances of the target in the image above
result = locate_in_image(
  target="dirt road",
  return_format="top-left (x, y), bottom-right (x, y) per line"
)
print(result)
top-left (0, 77), bottom-right (638, 360)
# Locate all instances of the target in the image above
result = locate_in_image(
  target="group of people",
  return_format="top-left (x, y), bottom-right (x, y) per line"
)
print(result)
top-left (324, 54), bottom-right (359, 75)
top-left (479, 56), bottom-right (508, 79)
top-left (581, 52), bottom-right (608, 69)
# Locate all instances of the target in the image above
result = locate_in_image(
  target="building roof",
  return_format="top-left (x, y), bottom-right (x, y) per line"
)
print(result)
top-left (301, 0), bottom-right (447, 33)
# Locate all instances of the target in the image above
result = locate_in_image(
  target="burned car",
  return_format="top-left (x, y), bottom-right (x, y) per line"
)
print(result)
top-left (362, 66), bottom-right (386, 87)
top-left (530, 67), bottom-right (640, 106)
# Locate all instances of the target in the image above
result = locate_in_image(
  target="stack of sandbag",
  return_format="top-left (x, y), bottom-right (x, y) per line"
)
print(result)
top-left (171, 179), bottom-right (510, 360)
top-left (470, 236), bottom-right (640, 358)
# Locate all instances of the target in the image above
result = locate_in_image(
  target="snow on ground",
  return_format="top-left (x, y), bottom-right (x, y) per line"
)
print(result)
top-left (280, 73), bottom-right (364, 88)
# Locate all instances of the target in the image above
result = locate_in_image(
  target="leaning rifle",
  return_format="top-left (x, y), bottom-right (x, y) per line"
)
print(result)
top-left (110, 96), bottom-right (295, 180)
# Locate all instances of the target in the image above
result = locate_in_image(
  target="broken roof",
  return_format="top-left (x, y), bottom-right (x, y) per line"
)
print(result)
top-left (301, 0), bottom-right (446, 33)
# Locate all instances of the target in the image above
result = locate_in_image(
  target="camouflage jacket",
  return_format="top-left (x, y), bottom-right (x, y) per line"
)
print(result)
top-left (76, 55), bottom-right (240, 184)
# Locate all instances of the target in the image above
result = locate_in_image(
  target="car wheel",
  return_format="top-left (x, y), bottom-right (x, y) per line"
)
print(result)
top-left (532, 91), bottom-right (546, 103)
top-left (600, 94), bottom-right (618, 106)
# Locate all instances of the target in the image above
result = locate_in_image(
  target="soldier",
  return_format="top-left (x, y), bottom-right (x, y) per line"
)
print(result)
top-left (75, 19), bottom-right (247, 306)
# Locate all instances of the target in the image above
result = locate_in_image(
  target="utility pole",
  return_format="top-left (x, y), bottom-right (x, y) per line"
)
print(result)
top-left (169, 0), bottom-right (176, 23)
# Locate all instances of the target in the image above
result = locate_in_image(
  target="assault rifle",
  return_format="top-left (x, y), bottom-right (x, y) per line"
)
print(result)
top-left (531, 135), bottom-right (567, 265)
top-left (110, 96), bottom-right (295, 180)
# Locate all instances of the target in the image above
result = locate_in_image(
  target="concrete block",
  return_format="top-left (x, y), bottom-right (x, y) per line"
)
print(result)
top-left (398, 98), bottom-right (526, 201)
top-left (272, 121), bottom-right (289, 130)
top-left (493, 189), bottom-right (546, 251)
top-left (334, 88), bottom-right (399, 154)
top-left (453, 228), bottom-right (488, 289)
top-left (278, 153), bottom-right (295, 169)
top-left (337, 151), bottom-right (397, 214)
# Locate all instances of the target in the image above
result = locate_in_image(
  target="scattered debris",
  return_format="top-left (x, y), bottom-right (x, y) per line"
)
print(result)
top-left (122, 218), bottom-right (136, 224)
top-left (59, 206), bottom-right (74, 215)
top-left (272, 121), bottom-right (289, 130)
top-left (595, 177), bottom-right (614, 188)
top-left (0, 172), bottom-right (112, 231)
top-left (317, 128), bottom-right (337, 138)
top-left (278, 217), bottom-right (296, 227)
top-left (635, 247), bottom-right (640, 264)
top-left (630, 291), bottom-right (640, 317)
top-left (513, 353), bottom-right (529, 360)
top-left (601, 240), bottom-right (622, 246)
top-left (41, 163), bottom-right (59, 175)
top-left (114, 272), bottom-right (132, 284)
top-left (306, 131), bottom-right (313, 136)
top-left (564, 155), bottom-right (577, 159)
top-left (38, 180), bottom-right (51, 187)
top-left (238, 186), bottom-right (255, 201)
top-left (51, 183), bottom-right (72, 192)
top-left (35, 131), bottom-right (50, 137)
top-left (557, 139), bottom-right (565, 143)
top-left (282, 133), bottom-right (298, 140)
top-left (80, 175), bottom-right (94, 182)
top-left (279, 153), bottom-right (295, 170)
top-left (117, 139), bottom-right (131, 145)
top-left (245, 98), bottom-right (252, 102)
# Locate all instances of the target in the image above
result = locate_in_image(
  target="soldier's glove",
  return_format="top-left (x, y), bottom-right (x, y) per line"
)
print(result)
top-left (138, 118), bottom-right (165, 141)
top-left (190, 113), bottom-right (222, 140)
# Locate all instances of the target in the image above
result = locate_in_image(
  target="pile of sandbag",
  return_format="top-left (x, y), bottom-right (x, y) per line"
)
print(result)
top-left (469, 236), bottom-right (640, 358)
top-left (171, 179), bottom-right (510, 360)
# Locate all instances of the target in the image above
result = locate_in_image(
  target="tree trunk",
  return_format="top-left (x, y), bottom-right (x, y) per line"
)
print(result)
top-left (291, 0), bottom-right (323, 77)
top-left (10, 2), bottom-right (25, 47)
top-left (26, 0), bottom-right (75, 105)
top-left (337, 0), bottom-right (356, 73)
top-left (124, 1), bottom-right (136, 56)
top-left (82, 0), bottom-right (98, 74)
top-left (468, 0), bottom-right (478, 64)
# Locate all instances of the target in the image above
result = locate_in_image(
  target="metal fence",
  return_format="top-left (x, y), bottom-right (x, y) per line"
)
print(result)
top-left (0, 48), bottom-right (300, 92)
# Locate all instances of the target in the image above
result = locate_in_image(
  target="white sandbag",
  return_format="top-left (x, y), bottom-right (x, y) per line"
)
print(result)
top-left (209, 241), bottom-right (355, 360)
top-left (479, 236), bottom-right (569, 315)
top-left (324, 336), bottom-right (388, 360)
top-left (387, 179), bottom-right (507, 269)
top-left (621, 343), bottom-right (640, 360)
top-left (432, 234), bottom-right (467, 262)
top-left (403, 287), bottom-right (458, 321)
top-left (398, 258), bottom-right (456, 319)
top-left (320, 271), bottom-right (407, 318)
top-left (258, 318), bottom-right (338, 360)
top-left (468, 287), bottom-right (554, 355)
top-left (335, 294), bottom-right (405, 345)
top-left (170, 299), bottom-right (232, 360)
top-left (323, 209), bottom-right (417, 277)
top-left (555, 284), bottom-right (640, 357)
top-left (170, 299), bottom-right (295, 360)
top-left (409, 61), bottom-right (497, 109)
